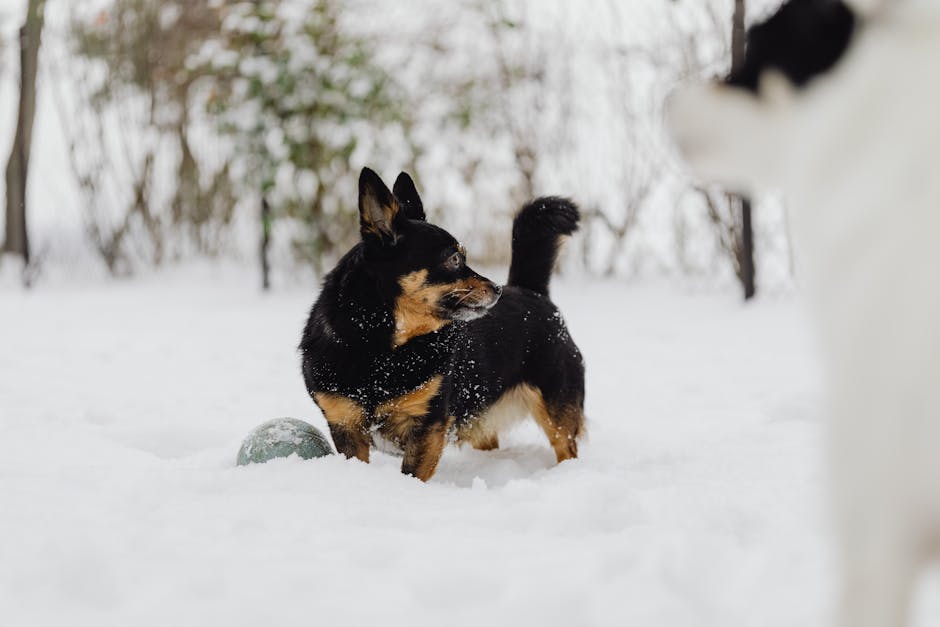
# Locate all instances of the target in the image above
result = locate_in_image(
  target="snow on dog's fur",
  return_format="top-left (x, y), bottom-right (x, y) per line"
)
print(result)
top-left (670, 1), bottom-right (940, 626)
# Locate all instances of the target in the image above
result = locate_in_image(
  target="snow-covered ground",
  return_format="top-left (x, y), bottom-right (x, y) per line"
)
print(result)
top-left (1, 265), bottom-right (931, 626)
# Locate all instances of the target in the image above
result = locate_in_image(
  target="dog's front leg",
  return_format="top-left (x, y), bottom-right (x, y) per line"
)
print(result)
top-left (328, 422), bottom-right (371, 463)
top-left (401, 415), bottom-right (452, 482)
top-left (314, 392), bottom-right (370, 463)
top-left (375, 376), bottom-right (451, 481)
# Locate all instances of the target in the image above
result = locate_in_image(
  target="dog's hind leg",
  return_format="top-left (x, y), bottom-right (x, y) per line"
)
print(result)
top-left (521, 385), bottom-right (583, 463)
top-left (533, 401), bottom-right (583, 463)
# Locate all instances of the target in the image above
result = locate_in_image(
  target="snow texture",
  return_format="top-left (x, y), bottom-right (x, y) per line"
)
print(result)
top-left (2, 263), bottom-right (888, 627)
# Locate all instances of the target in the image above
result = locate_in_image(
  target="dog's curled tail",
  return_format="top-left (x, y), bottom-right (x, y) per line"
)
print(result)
top-left (507, 197), bottom-right (580, 297)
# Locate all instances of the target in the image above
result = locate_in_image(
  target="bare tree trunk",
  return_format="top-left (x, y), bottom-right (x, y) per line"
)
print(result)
top-left (735, 195), bottom-right (756, 299)
top-left (731, 0), bottom-right (747, 72)
top-left (3, 0), bottom-right (45, 279)
top-left (731, 0), bottom-right (756, 300)
top-left (260, 197), bottom-right (272, 291)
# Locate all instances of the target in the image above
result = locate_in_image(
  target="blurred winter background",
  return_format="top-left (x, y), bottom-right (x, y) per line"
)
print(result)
top-left (0, 0), bottom-right (788, 291)
top-left (14, 2), bottom-right (938, 627)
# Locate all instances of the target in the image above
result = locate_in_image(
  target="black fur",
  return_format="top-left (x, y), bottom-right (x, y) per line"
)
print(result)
top-left (392, 172), bottom-right (426, 222)
top-left (508, 197), bottom-right (580, 297)
top-left (727, 0), bottom-right (857, 92)
top-left (300, 168), bottom-right (585, 480)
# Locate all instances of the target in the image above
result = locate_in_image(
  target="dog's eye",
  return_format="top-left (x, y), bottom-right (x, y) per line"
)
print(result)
top-left (445, 252), bottom-right (463, 271)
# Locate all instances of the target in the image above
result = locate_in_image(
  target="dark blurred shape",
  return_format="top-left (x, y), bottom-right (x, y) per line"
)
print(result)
top-left (3, 0), bottom-right (45, 287)
top-left (261, 197), bottom-right (272, 291)
top-left (727, 0), bottom-right (856, 92)
top-left (730, 0), bottom-right (755, 300)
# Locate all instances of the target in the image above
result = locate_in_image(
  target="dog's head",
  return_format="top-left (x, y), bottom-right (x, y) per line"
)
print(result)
top-left (357, 168), bottom-right (501, 345)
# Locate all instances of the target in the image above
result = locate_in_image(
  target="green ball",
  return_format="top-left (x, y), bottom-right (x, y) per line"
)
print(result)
top-left (237, 418), bottom-right (334, 466)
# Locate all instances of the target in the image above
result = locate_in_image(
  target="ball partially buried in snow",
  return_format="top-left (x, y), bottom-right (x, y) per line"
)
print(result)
top-left (236, 418), bottom-right (333, 466)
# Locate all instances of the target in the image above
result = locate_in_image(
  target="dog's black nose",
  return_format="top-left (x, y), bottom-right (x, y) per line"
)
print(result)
top-left (494, 284), bottom-right (503, 297)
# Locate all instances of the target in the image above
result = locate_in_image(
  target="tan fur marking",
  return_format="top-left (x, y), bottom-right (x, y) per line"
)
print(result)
top-left (393, 272), bottom-right (499, 347)
top-left (393, 272), bottom-right (497, 347)
top-left (404, 419), bottom-right (452, 482)
top-left (528, 391), bottom-right (582, 463)
top-left (361, 196), bottom-right (399, 239)
top-left (314, 392), bottom-right (369, 462)
top-left (456, 384), bottom-right (582, 463)
top-left (393, 270), bottom-right (451, 348)
top-left (456, 276), bottom-right (488, 295)
top-left (456, 385), bottom-right (535, 448)
top-left (314, 392), bottom-right (365, 427)
top-left (375, 376), bottom-right (444, 443)
top-left (470, 433), bottom-right (499, 451)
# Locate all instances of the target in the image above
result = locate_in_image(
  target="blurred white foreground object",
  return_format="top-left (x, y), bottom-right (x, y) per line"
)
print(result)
top-left (670, 1), bottom-right (940, 626)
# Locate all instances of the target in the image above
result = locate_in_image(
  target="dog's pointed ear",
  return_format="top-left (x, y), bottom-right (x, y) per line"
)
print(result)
top-left (359, 167), bottom-right (400, 243)
top-left (393, 172), bottom-right (426, 222)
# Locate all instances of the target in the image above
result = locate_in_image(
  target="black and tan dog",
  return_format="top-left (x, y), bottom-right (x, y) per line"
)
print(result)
top-left (300, 168), bottom-right (585, 481)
